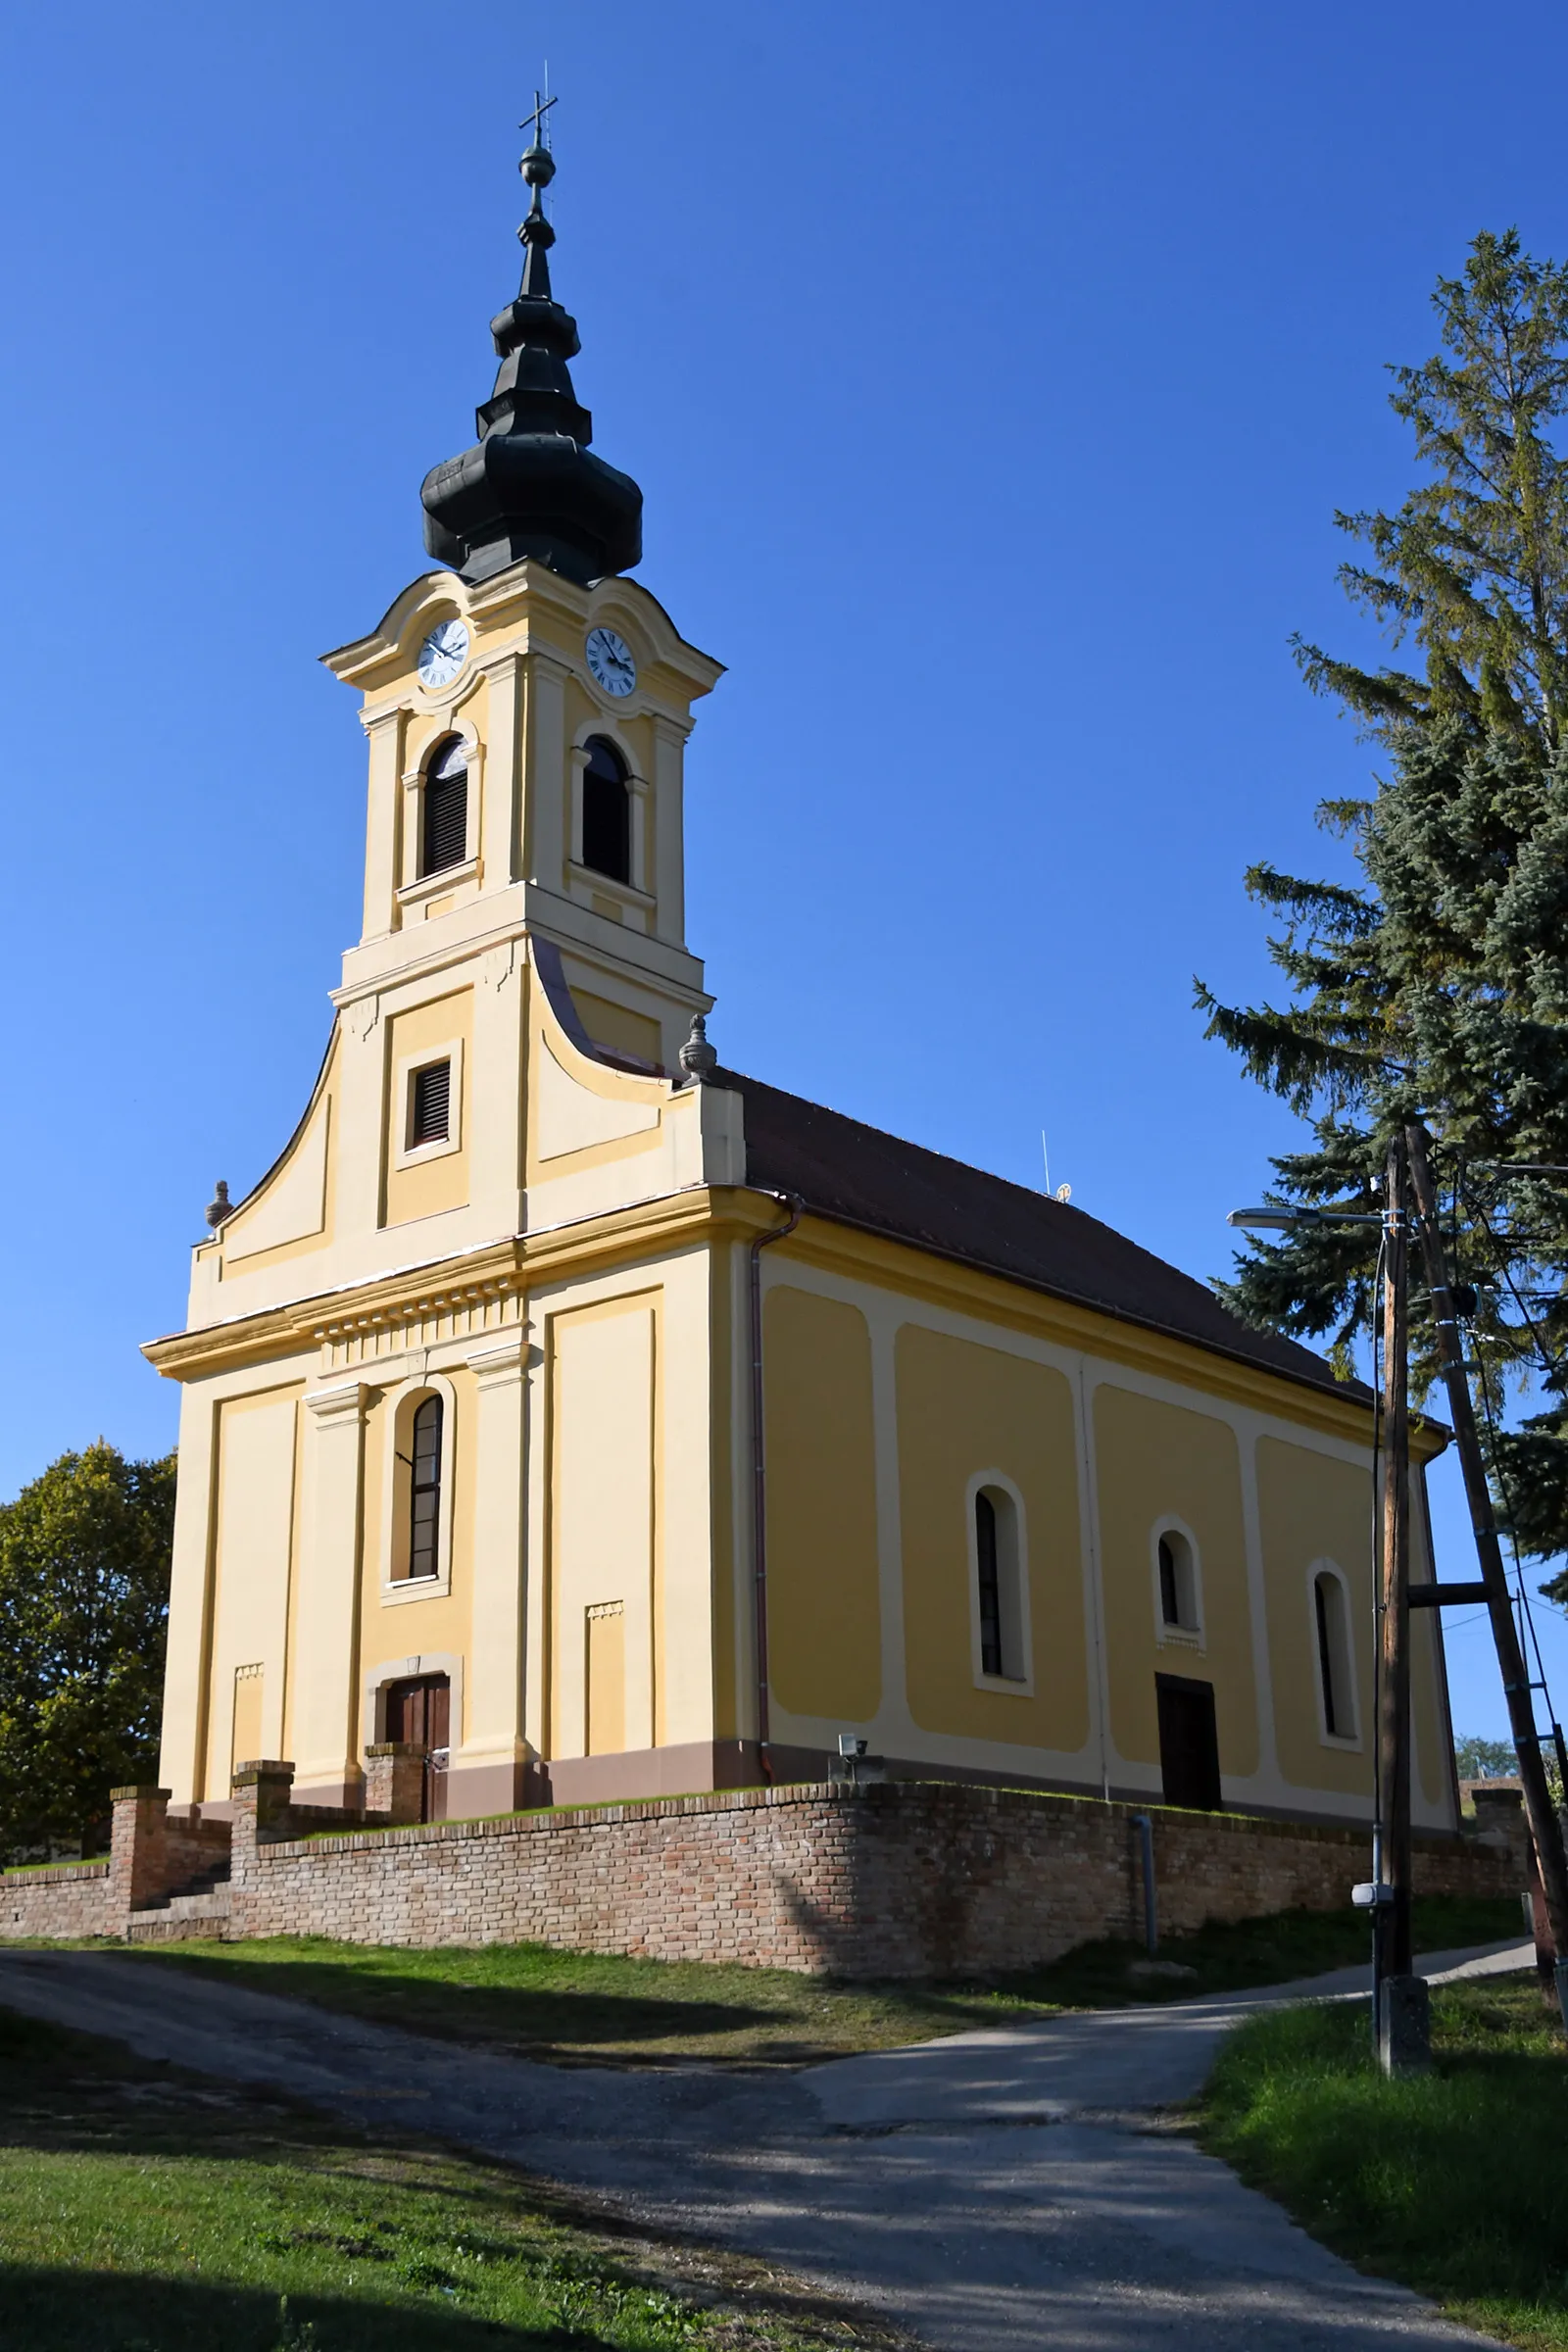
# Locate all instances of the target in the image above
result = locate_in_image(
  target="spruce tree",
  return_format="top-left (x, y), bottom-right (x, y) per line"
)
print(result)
top-left (1199, 231), bottom-right (1568, 1594)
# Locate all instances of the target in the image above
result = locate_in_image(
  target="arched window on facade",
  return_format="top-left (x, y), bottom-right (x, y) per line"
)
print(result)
top-left (975, 1485), bottom-right (1026, 1681)
top-left (1157, 1528), bottom-right (1200, 1634)
top-left (1313, 1566), bottom-right (1356, 1739)
top-left (408, 1394), bottom-right (443, 1580)
top-left (581, 735), bottom-right (631, 884)
top-left (421, 737), bottom-right (468, 877)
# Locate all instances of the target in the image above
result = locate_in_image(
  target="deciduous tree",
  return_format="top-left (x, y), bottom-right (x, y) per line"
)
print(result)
top-left (0, 1443), bottom-right (174, 1861)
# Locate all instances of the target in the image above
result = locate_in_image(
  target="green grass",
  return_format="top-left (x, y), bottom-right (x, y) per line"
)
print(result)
top-left (102, 1892), bottom-right (1526, 2067)
top-left (115, 1936), bottom-right (1036, 2065)
top-left (989, 1890), bottom-right (1525, 2011)
top-left (0, 2005), bottom-right (903, 2352)
top-left (1203, 1974), bottom-right (1568, 2351)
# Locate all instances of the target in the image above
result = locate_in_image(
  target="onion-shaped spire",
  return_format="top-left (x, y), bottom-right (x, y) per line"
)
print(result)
top-left (420, 102), bottom-right (642, 587)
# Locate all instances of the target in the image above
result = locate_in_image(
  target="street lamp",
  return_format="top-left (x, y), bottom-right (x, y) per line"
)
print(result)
top-left (1226, 1205), bottom-right (1385, 1230)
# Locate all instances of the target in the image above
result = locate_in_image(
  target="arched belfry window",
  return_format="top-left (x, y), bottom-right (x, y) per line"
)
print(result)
top-left (581, 736), bottom-right (630, 884)
top-left (421, 737), bottom-right (468, 877)
top-left (408, 1395), bottom-right (443, 1580)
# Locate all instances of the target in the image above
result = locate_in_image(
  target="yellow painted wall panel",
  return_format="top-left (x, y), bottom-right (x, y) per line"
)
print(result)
top-left (897, 1326), bottom-right (1087, 1749)
top-left (230, 1666), bottom-right (264, 1775)
top-left (205, 1387), bottom-right (302, 1798)
top-left (382, 990), bottom-right (472, 1228)
top-left (586, 1603), bottom-right (626, 1755)
top-left (571, 990), bottom-right (663, 1067)
top-left (549, 1298), bottom-right (658, 1758)
top-left (763, 1288), bottom-right (881, 1722)
top-left (355, 1371), bottom-right (477, 1755)
top-left (1256, 1437), bottom-right (1374, 1798)
top-left (1095, 1387), bottom-right (1259, 1777)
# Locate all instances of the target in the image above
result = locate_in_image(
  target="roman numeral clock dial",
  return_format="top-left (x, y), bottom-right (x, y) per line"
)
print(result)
top-left (586, 625), bottom-right (637, 698)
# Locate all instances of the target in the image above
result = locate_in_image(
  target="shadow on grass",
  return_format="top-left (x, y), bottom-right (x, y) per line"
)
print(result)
top-left (0, 2268), bottom-right (609, 2350)
top-left (980, 1892), bottom-right (1524, 2010)
top-left (134, 1953), bottom-right (784, 2055)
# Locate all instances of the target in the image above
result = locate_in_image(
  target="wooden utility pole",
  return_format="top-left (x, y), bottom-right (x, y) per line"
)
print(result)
top-left (1378, 1136), bottom-right (1414, 1993)
top-left (1405, 1123), bottom-right (1568, 2022)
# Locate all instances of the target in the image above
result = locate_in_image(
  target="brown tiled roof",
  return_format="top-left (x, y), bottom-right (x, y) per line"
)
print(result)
top-left (722, 1069), bottom-right (1365, 1408)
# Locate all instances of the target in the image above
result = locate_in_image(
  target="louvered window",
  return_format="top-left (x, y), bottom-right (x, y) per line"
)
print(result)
top-left (422, 738), bottom-right (468, 876)
top-left (581, 736), bottom-right (631, 884)
top-left (410, 1059), bottom-right (450, 1148)
top-left (408, 1396), bottom-right (443, 1580)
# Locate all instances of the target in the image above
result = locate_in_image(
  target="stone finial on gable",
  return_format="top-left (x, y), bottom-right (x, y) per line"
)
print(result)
top-left (679, 1013), bottom-right (717, 1085)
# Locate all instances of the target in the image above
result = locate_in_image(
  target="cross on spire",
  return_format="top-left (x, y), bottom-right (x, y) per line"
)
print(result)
top-left (519, 87), bottom-right (556, 151)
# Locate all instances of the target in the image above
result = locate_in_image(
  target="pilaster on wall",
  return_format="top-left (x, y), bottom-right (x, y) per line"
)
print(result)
top-left (457, 1333), bottom-right (532, 1810)
top-left (522, 654), bottom-right (568, 889)
top-left (478, 650), bottom-right (523, 885)
top-left (649, 715), bottom-right (688, 948)
top-left (157, 1394), bottom-right (219, 1803)
top-left (360, 706), bottom-right (408, 945)
top-left (291, 1382), bottom-right (369, 1797)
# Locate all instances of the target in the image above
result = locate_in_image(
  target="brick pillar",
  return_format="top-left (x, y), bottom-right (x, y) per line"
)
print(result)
top-left (365, 1743), bottom-right (425, 1825)
top-left (108, 1786), bottom-right (172, 1926)
top-left (228, 1761), bottom-right (296, 1937)
top-left (1471, 1784), bottom-right (1529, 1873)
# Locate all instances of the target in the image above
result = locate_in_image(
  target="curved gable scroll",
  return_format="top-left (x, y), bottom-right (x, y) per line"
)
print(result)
top-left (220, 1030), bottom-right (337, 1264)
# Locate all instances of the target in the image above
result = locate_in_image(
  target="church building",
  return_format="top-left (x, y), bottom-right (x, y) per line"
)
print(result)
top-left (146, 128), bottom-right (1460, 1837)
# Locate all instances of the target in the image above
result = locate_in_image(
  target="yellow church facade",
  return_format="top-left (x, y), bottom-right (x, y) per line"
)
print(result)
top-left (145, 131), bottom-right (1460, 1839)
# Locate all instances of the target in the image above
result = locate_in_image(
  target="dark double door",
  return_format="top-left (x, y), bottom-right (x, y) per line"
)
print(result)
top-left (1155, 1673), bottom-right (1222, 1811)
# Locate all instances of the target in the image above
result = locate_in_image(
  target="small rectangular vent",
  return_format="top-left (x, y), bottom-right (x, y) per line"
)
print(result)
top-left (411, 1059), bottom-right (451, 1147)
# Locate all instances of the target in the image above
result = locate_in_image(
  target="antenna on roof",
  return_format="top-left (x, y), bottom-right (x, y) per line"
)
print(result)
top-left (1042, 1130), bottom-right (1072, 1204)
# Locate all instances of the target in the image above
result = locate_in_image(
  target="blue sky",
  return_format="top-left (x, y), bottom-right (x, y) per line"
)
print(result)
top-left (3, 0), bottom-right (1566, 1741)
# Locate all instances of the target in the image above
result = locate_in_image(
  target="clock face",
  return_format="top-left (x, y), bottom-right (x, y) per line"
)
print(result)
top-left (417, 617), bottom-right (470, 691)
top-left (586, 625), bottom-right (637, 699)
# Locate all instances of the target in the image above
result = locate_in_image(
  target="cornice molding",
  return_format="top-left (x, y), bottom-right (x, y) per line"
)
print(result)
top-left (144, 1179), bottom-right (1397, 1455)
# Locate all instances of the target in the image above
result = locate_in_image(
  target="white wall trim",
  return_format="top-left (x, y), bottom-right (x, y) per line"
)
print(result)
top-left (1150, 1511), bottom-right (1206, 1652)
top-left (378, 1371), bottom-right (458, 1600)
top-left (963, 1467), bottom-right (1035, 1694)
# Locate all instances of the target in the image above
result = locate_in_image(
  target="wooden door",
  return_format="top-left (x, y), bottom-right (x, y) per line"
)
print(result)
top-left (383, 1674), bottom-right (450, 1820)
top-left (1155, 1673), bottom-right (1222, 1811)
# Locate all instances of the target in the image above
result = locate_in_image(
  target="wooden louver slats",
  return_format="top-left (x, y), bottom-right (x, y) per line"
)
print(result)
top-left (411, 1060), bottom-right (451, 1147)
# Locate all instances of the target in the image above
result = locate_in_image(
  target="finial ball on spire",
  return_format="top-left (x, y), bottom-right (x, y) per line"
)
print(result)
top-left (520, 142), bottom-right (555, 190)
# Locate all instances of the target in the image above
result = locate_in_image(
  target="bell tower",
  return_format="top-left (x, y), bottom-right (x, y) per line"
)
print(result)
top-left (323, 116), bottom-right (723, 1080)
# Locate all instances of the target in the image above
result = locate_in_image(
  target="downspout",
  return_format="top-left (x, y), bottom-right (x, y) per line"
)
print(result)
top-left (1129, 1812), bottom-right (1157, 1954)
top-left (749, 1190), bottom-right (803, 1784)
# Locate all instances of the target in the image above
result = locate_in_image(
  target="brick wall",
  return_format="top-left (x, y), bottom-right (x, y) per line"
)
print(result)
top-left (223, 1779), bottom-right (1524, 1975)
top-left (0, 1860), bottom-right (110, 1940)
top-left (0, 1778), bottom-right (1528, 1973)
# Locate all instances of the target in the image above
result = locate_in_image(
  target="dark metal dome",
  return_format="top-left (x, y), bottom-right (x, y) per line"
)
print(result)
top-left (420, 129), bottom-right (642, 588)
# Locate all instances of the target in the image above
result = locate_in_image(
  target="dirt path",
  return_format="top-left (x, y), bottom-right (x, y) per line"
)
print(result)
top-left (0, 1940), bottom-right (1526, 2352)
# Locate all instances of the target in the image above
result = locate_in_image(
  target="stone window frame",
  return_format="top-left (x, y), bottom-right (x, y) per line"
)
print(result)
top-left (1308, 1556), bottom-right (1362, 1749)
top-left (964, 1468), bottom-right (1035, 1695)
top-left (1151, 1514), bottom-right (1205, 1652)
top-left (380, 1372), bottom-right (458, 1602)
top-left (397, 719), bottom-right (484, 908)
top-left (567, 715), bottom-right (653, 909)
top-left (392, 1034), bottom-right (465, 1170)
